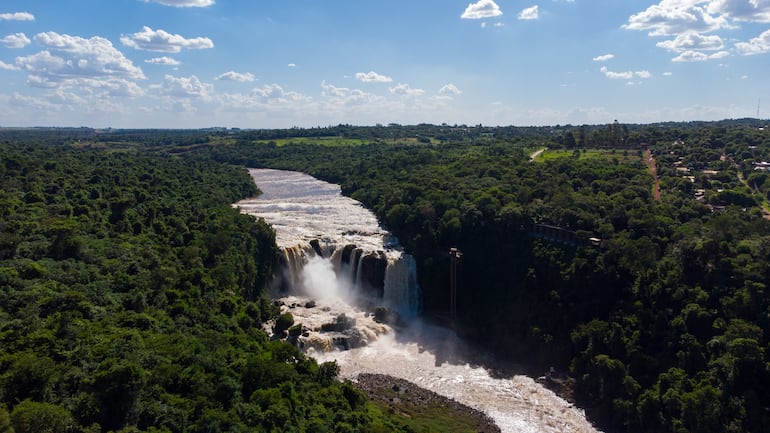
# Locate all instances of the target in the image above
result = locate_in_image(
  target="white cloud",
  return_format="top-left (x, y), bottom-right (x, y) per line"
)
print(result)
top-left (663, 71), bottom-right (673, 76)
top-left (672, 49), bottom-right (730, 61)
top-left (145, 56), bottom-right (181, 66)
top-left (1, 33), bottom-right (30, 49)
top-left (600, 66), bottom-right (652, 80)
top-left (0, 12), bottom-right (34, 21)
top-left (735, 29), bottom-right (770, 55)
top-left (461, 0), bottom-right (503, 19)
top-left (249, 83), bottom-right (311, 104)
top-left (321, 81), bottom-right (349, 98)
top-left (216, 71), bottom-right (256, 82)
top-left (15, 32), bottom-right (145, 96)
top-left (320, 80), bottom-right (378, 106)
top-left (623, 2), bottom-right (732, 36)
top-left (153, 74), bottom-right (213, 98)
top-left (389, 83), bottom-right (425, 96)
top-left (141, 0), bottom-right (215, 7)
top-left (600, 67), bottom-right (633, 80)
top-left (355, 71), bottom-right (393, 83)
top-left (0, 60), bottom-right (20, 71)
top-left (121, 26), bottom-right (214, 53)
top-left (657, 31), bottom-right (725, 52)
top-left (288, 63), bottom-right (296, 68)
top-left (518, 5), bottom-right (540, 20)
top-left (592, 53), bottom-right (615, 61)
top-left (7, 93), bottom-right (58, 112)
top-left (439, 84), bottom-right (463, 95)
top-left (214, 85), bottom-right (315, 118)
top-left (624, 2), bottom-right (770, 60)
top-left (635, 70), bottom-right (652, 79)
top-left (708, 0), bottom-right (770, 23)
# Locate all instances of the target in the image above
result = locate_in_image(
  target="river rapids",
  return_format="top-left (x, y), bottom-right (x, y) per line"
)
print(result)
top-left (235, 168), bottom-right (600, 433)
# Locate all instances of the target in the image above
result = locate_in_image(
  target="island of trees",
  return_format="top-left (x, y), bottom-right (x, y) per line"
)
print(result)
top-left (1, 118), bottom-right (770, 432)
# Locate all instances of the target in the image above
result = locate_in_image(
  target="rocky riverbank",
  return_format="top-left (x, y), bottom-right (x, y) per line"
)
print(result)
top-left (352, 373), bottom-right (501, 433)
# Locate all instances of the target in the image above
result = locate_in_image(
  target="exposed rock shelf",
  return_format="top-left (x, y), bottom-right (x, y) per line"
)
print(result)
top-left (353, 373), bottom-right (501, 433)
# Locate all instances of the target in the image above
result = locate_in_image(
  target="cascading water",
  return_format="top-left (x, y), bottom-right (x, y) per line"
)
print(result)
top-left (235, 168), bottom-right (420, 316)
top-left (235, 168), bottom-right (600, 433)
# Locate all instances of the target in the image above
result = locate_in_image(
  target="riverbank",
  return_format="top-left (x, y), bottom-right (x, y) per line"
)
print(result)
top-left (352, 373), bottom-right (501, 433)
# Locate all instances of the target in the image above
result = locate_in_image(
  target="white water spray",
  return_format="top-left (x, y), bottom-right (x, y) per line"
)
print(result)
top-left (235, 168), bottom-right (600, 433)
top-left (301, 255), bottom-right (348, 301)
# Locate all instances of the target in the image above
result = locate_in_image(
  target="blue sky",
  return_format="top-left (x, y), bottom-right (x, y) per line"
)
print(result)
top-left (1, 0), bottom-right (769, 128)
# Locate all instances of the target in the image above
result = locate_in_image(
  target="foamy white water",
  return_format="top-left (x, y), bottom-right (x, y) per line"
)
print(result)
top-left (235, 168), bottom-right (391, 251)
top-left (236, 168), bottom-right (600, 433)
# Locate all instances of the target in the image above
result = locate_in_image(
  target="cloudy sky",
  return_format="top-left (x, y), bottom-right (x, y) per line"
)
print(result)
top-left (1, 0), bottom-right (769, 128)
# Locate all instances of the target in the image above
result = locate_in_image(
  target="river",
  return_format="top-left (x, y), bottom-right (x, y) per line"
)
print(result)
top-left (235, 168), bottom-right (600, 433)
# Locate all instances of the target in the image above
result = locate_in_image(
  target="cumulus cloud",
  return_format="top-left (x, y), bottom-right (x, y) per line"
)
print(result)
top-left (15, 32), bottom-right (145, 97)
top-left (141, 0), bottom-right (215, 7)
top-left (708, 0), bottom-right (770, 23)
top-left (216, 85), bottom-right (315, 116)
top-left (672, 49), bottom-right (729, 61)
top-left (657, 31), bottom-right (725, 52)
top-left (600, 66), bottom-right (652, 80)
top-left (624, 1), bottom-right (770, 60)
top-left (121, 26), bottom-right (214, 53)
top-left (0, 12), bottom-right (34, 21)
top-left (593, 53), bottom-right (615, 61)
top-left (461, 0), bottom-right (503, 19)
top-left (248, 83), bottom-right (311, 104)
top-left (623, 2), bottom-right (732, 36)
top-left (355, 71), bottom-right (393, 83)
top-left (0, 60), bottom-right (20, 71)
top-left (635, 70), bottom-right (652, 79)
top-left (216, 71), bottom-right (256, 82)
top-left (735, 29), bottom-right (770, 55)
top-left (518, 5), bottom-right (540, 20)
top-left (389, 83), bottom-right (425, 96)
top-left (321, 81), bottom-right (380, 107)
top-left (145, 56), bottom-right (181, 66)
top-left (288, 63), bottom-right (296, 68)
top-left (439, 84), bottom-right (462, 95)
top-left (1, 33), bottom-right (30, 49)
top-left (154, 74), bottom-right (213, 98)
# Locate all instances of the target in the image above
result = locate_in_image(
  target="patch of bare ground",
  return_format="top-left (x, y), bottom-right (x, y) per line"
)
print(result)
top-left (353, 373), bottom-right (501, 433)
top-left (644, 149), bottom-right (661, 200)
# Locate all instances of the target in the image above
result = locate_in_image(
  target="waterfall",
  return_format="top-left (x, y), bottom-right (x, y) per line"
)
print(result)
top-left (277, 241), bottom-right (420, 317)
top-left (234, 168), bottom-right (601, 433)
top-left (384, 254), bottom-right (420, 318)
top-left (235, 168), bottom-right (420, 316)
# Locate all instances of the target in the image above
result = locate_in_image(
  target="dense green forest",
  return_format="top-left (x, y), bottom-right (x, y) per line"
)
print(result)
top-left (190, 120), bottom-right (770, 433)
top-left (2, 120), bottom-right (770, 433)
top-left (0, 140), bottom-right (436, 432)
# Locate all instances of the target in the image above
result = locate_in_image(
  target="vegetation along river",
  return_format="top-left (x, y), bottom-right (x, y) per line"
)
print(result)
top-left (235, 168), bottom-right (601, 433)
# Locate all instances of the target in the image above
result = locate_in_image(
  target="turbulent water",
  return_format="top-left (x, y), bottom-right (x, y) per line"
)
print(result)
top-left (235, 168), bottom-right (600, 433)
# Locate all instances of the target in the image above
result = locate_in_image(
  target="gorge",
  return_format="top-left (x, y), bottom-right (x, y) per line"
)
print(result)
top-left (236, 168), bottom-right (600, 433)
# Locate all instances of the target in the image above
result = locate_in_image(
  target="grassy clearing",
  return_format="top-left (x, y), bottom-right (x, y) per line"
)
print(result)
top-left (535, 148), bottom-right (640, 163)
top-left (255, 136), bottom-right (371, 147)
